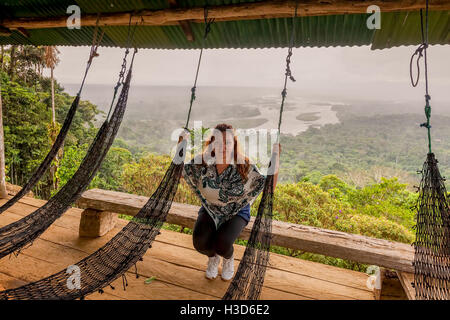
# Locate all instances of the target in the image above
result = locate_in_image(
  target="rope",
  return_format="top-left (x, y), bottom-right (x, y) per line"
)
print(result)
top-left (410, 1), bottom-right (432, 153)
top-left (106, 13), bottom-right (140, 120)
top-left (184, 7), bottom-right (215, 129)
top-left (78, 14), bottom-right (105, 95)
top-left (276, 1), bottom-right (298, 142)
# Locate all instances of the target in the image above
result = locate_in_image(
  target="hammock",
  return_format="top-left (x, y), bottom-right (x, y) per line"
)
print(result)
top-left (223, 174), bottom-right (274, 300)
top-left (222, 3), bottom-right (298, 300)
top-left (413, 153), bottom-right (450, 300)
top-left (1, 7), bottom-right (291, 300)
top-left (0, 9), bottom-right (209, 300)
top-left (0, 57), bottom-right (133, 260)
top-left (0, 141), bottom-right (186, 300)
top-left (411, 1), bottom-right (450, 300)
top-left (0, 28), bottom-right (104, 215)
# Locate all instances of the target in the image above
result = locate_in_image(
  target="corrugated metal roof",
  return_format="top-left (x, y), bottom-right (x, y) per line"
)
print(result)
top-left (371, 10), bottom-right (449, 49)
top-left (0, 0), bottom-right (448, 49)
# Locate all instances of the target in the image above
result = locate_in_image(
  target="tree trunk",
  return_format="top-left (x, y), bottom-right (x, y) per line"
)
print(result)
top-left (0, 79), bottom-right (8, 198)
top-left (0, 45), bottom-right (3, 71)
top-left (51, 66), bottom-right (55, 123)
top-left (8, 45), bottom-right (17, 81)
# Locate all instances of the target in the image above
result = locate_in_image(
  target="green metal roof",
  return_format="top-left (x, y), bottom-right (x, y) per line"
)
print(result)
top-left (0, 0), bottom-right (448, 49)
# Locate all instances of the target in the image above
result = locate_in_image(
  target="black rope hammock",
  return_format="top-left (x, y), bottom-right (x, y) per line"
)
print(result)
top-left (0, 6), bottom-right (297, 299)
top-left (0, 49), bottom-right (135, 261)
top-left (410, 0), bottom-right (450, 300)
top-left (223, 3), bottom-right (298, 301)
top-left (0, 22), bottom-right (105, 215)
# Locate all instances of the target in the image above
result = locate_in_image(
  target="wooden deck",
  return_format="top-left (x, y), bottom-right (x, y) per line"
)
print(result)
top-left (0, 196), bottom-right (382, 300)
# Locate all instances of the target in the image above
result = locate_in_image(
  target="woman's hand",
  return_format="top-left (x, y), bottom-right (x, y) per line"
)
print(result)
top-left (273, 143), bottom-right (281, 155)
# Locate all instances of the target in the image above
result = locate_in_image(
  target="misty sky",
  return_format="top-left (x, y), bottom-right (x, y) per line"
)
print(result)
top-left (52, 45), bottom-right (450, 103)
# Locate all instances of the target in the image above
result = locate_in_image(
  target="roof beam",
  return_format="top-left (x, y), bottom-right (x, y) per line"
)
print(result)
top-left (0, 26), bottom-right (11, 37)
top-left (1, 0), bottom-right (449, 30)
top-left (167, 0), bottom-right (195, 42)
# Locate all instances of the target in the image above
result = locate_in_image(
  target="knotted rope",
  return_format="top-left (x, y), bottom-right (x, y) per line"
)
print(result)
top-left (78, 14), bottom-right (104, 95)
top-left (184, 7), bottom-right (215, 129)
top-left (409, 2), bottom-right (432, 153)
top-left (107, 13), bottom-right (140, 120)
top-left (277, 2), bottom-right (298, 142)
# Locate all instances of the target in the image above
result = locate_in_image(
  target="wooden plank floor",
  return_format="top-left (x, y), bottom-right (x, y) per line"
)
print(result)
top-left (0, 197), bottom-right (375, 300)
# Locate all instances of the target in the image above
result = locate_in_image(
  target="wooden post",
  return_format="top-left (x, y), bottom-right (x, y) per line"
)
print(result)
top-left (79, 208), bottom-right (117, 237)
top-left (0, 78), bottom-right (8, 198)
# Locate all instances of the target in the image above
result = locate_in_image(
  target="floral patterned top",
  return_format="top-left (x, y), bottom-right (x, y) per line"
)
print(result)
top-left (183, 155), bottom-right (266, 229)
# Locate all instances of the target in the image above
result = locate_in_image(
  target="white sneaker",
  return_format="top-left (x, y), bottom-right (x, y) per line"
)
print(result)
top-left (205, 254), bottom-right (220, 279)
top-left (221, 254), bottom-right (235, 281)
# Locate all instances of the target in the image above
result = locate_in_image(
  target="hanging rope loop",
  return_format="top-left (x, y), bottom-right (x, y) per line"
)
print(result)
top-left (409, 1), bottom-right (432, 154)
top-left (409, 42), bottom-right (427, 87)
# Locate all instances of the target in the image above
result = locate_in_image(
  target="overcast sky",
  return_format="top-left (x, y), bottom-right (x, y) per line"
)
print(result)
top-left (53, 45), bottom-right (450, 103)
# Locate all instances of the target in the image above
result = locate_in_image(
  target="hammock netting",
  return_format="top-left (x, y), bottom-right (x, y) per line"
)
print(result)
top-left (223, 174), bottom-right (274, 300)
top-left (0, 140), bottom-right (186, 300)
top-left (0, 94), bottom-right (81, 215)
top-left (0, 66), bottom-right (132, 261)
top-left (413, 152), bottom-right (450, 300)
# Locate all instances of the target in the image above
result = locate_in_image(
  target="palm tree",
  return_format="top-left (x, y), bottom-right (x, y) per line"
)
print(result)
top-left (0, 75), bottom-right (7, 198)
top-left (43, 46), bottom-right (61, 192)
top-left (44, 46), bottom-right (60, 124)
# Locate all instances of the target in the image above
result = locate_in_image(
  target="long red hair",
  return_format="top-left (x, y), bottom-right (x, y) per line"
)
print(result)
top-left (201, 123), bottom-right (250, 181)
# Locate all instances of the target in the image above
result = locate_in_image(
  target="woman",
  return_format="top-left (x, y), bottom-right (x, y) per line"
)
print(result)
top-left (180, 123), bottom-right (280, 281)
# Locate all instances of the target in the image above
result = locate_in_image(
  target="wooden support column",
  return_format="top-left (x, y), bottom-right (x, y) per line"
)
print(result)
top-left (373, 267), bottom-right (385, 300)
top-left (396, 271), bottom-right (416, 300)
top-left (0, 79), bottom-right (8, 199)
top-left (79, 208), bottom-right (117, 237)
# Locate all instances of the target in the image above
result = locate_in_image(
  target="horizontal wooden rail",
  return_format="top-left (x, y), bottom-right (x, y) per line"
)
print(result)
top-left (77, 188), bottom-right (415, 272)
top-left (2, 1), bottom-right (450, 30)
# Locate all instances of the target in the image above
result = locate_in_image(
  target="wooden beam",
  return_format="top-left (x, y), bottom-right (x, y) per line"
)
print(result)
top-left (1, 1), bottom-right (450, 30)
top-left (396, 271), bottom-right (416, 300)
top-left (14, 27), bottom-right (30, 38)
top-left (167, 0), bottom-right (195, 42)
top-left (77, 188), bottom-right (415, 272)
top-left (0, 26), bottom-right (11, 37)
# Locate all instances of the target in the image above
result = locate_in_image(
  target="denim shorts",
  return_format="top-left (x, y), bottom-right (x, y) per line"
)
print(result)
top-left (198, 204), bottom-right (251, 226)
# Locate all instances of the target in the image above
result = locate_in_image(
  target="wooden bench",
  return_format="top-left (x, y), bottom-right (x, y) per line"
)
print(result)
top-left (77, 188), bottom-right (414, 275)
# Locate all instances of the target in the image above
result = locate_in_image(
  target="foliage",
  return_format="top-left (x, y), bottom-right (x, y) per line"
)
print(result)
top-left (121, 153), bottom-right (200, 206)
top-left (55, 144), bottom-right (134, 194)
top-left (1, 45), bottom-right (101, 198)
top-left (1, 71), bottom-right (51, 187)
